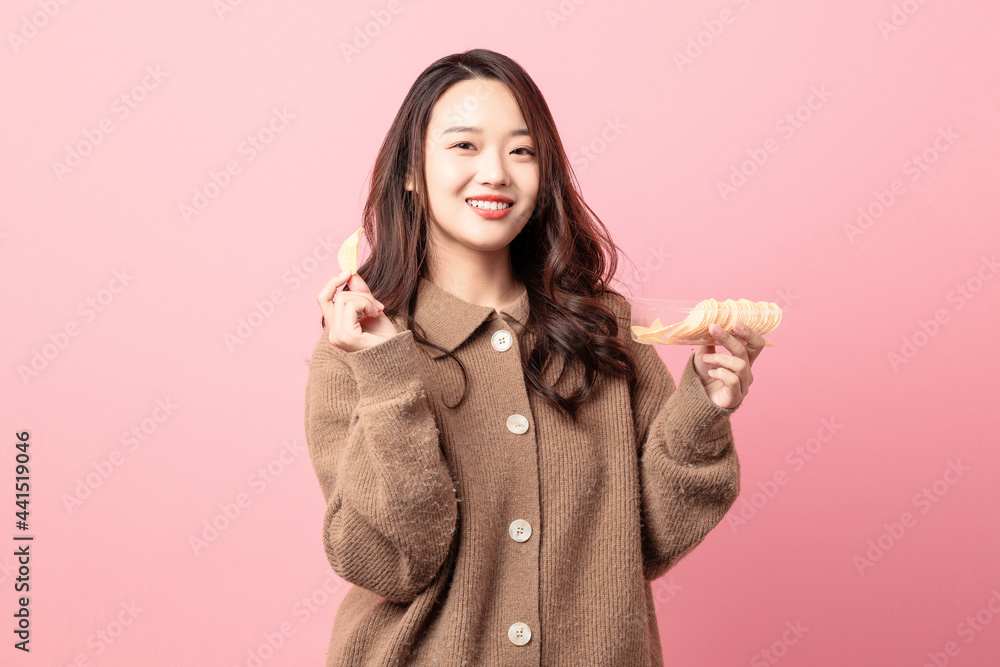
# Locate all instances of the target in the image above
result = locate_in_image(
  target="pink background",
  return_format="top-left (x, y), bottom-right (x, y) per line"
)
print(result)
top-left (3, 1), bottom-right (999, 665)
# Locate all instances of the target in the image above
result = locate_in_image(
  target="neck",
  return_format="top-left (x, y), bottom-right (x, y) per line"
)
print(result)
top-left (424, 253), bottom-right (523, 312)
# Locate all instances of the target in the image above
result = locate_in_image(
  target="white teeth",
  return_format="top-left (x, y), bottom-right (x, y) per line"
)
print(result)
top-left (466, 199), bottom-right (513, 210)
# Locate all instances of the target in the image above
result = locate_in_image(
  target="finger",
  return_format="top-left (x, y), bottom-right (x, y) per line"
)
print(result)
top-left (346, 272), bottom-right (371, 294)
top-left (701, 351), bottom-right (747, 376)
top-left (336, 292), bottom-right (382, 322)
top-left (707, 366), bottom-right (744, 397)
top-left (318, 270), bottom-right (352, 304)
top-left (342, 274), bottom-right (385, 310)
top-left (708, 324), bottom-right (750, 361)
top-left (339, 290), bottom-right (384, 316)
top-left (732, 322), bottom-right (765, 364)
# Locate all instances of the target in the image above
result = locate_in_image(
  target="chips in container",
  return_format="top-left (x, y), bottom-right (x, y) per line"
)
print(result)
top-left (628, 297), bottom-right (781, 346)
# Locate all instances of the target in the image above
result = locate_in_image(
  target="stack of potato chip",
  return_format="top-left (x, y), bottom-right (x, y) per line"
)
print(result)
top-left (631, 298), bottom-right (781, 344)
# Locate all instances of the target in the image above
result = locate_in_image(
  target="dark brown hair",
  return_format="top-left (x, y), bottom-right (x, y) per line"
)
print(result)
top-left (319, 48), bottom-right (642, 422)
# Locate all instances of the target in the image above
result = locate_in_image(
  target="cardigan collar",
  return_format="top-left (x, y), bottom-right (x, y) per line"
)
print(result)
top-left (403, 275), bottom-right (530, 359)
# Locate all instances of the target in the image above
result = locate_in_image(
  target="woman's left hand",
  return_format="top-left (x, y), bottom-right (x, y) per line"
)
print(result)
top-left (693, 323), bottom-right (766, 410)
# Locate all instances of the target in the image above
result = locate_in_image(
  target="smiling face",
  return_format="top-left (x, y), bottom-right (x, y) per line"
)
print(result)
top-left (406, 78), bottom-right (540, 266)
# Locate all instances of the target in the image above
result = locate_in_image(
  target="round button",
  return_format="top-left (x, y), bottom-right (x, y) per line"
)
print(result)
top-left (508, 519), bottom-right (532, 542)
top-left (508, 622), bottom-right (532, 646)
top-left (491, 329), bottom-right (513, 352)
top-left (506, 414), bottom-right (529, 434)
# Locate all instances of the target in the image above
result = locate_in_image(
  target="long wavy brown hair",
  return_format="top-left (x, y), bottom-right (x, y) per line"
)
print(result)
top-left (317, 48), bottom-right (643, 422)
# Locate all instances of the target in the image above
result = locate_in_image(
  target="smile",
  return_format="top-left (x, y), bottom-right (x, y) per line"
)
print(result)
top-left (466, 199), bottom-right (513, 210)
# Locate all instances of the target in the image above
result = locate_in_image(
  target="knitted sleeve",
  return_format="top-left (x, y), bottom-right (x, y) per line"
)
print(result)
top-left (303, 326), bottom-right (459, 603)
top-left (628, 333), bottom-right (742, 582)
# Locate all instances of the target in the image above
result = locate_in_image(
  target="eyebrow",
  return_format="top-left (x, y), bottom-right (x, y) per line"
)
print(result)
top-left (440, 126), bottom-right (531, 138)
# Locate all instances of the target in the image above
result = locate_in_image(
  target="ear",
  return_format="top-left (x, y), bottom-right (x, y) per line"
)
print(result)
top-left (405, 172), bottom-right (415, 192)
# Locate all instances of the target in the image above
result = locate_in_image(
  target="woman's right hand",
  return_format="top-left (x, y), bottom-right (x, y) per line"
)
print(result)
top-left (318, 271), bottom-right (400, 352)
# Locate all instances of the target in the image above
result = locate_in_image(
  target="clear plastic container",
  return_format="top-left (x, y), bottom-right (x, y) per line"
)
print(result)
top-left (627, 297), bottom-right (781, 346)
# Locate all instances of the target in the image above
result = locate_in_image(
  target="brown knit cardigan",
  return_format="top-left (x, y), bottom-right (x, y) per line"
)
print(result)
top-left (304, 275), bottom-right (741, 666)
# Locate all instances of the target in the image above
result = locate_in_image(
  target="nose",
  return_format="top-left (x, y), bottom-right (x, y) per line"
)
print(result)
top-left (476, 147), bottom-right (510, 188)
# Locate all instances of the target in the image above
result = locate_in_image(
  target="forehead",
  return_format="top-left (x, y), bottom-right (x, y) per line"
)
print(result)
top-left (427, 79), bottom-right (526, 134)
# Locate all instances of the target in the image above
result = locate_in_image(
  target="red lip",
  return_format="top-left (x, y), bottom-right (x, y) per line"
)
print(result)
top-left (465, 194), bottom-right (514, 204)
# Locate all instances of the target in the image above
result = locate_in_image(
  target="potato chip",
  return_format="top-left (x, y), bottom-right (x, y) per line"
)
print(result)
top-left (337, 227), bottom-right (363, 275)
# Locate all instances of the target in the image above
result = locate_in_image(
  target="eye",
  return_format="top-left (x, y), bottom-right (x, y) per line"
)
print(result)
top-left (513, 147), bottom-right (535, 156)
top-left (453, 142), bottom-right (475, 150)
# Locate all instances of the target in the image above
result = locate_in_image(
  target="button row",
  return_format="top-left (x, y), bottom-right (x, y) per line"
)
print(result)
top-left (493, 326), bottom-right (533, 647)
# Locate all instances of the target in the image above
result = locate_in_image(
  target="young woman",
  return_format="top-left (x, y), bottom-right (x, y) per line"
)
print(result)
top-left (305, 48), bottom-right (765, 666)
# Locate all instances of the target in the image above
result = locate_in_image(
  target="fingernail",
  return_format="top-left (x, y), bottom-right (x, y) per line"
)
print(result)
top-left (734, 321), bottom-right (745, 332)
top-left (710, 324), bottom-right (723, 336)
